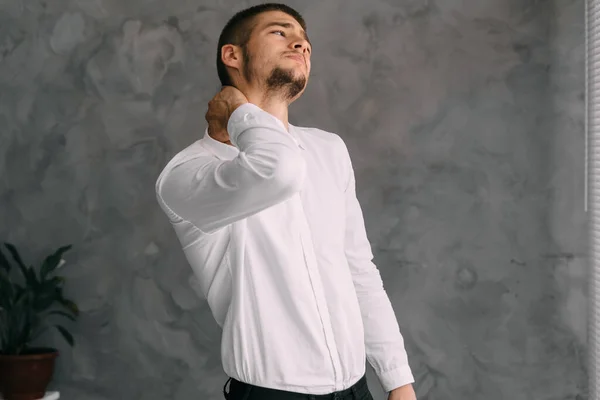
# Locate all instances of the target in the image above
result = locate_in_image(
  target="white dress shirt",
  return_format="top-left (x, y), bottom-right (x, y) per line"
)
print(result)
top-left (155, 103), bottom-right (414, 394)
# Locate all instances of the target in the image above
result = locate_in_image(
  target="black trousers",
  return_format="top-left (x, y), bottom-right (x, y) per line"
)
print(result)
top-left (223, 374), bottom-right (374, 400)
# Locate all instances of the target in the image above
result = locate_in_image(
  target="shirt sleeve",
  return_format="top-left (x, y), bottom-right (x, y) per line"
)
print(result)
top-left (156, 103), bottom-right (306, 234)
top-left (340, 139), bottom-right (415, 393)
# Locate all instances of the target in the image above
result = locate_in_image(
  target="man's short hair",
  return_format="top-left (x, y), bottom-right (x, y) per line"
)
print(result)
top-left (216, 3), bottom-right (307, 86)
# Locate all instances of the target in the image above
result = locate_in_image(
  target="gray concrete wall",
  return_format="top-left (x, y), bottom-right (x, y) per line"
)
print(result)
top-left (0, 0), bottom-right (586, 399)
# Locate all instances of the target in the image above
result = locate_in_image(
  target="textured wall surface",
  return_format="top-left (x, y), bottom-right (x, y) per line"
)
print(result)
top-left (0, 0), bottom-right (586, 399)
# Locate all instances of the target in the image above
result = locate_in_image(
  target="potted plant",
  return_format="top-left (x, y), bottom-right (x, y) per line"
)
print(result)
top-left (0, 243), bottom-right (78, 400)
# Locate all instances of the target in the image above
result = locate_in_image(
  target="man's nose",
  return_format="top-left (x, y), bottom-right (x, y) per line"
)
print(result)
top-left (292, 39), bottom-right (310, 53)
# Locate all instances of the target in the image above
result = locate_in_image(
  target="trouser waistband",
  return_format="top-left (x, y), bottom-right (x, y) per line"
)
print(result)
top-left (223, 374), bottom-right (369, 400)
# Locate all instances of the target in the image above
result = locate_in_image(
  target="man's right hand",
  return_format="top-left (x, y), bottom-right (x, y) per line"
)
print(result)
top-left (205, 85), bottom-right (249, 145)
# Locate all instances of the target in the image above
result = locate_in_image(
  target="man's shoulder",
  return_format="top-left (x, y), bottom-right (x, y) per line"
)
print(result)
top-left (292, 124), bottom-right (342, 140)
top-left (172, 139), bottom-right (211, 158)
top-left (292, 125), bottom-right (349, 151)
top-left (156, 139), bottom-right (213, 189)
top-left (163, 140), bottom-right (213, 169)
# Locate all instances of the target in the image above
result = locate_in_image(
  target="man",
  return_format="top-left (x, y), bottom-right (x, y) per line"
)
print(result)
top-left (155, 3), bottom-right (416, 400)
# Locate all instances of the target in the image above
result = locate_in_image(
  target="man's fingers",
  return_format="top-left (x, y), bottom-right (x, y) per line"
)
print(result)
top-left (206, 90), bottom-right (238, 145)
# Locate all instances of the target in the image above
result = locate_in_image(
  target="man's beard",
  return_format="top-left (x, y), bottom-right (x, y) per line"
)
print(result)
top-left (242, 48), bottom-right (306, 101)
top-left (265, 67), bottom-right (306, 100)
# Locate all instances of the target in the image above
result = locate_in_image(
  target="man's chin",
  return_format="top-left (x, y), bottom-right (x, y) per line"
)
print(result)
top-left (278, 63), bottom-right (306, 75)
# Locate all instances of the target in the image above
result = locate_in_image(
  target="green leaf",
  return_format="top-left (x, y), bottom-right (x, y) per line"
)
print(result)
top-left (51, 275), bottom-right (66, 284)
top-left (58, 297), bottom-right (79, 316)
top-left (4, 244), bottom-right (39, 289)
top-left (13, 285), bottom-right (26, 300)
top-left (40, 245), bottom-right (72, 280)
top-left (0, 274), bottom-right (13, 309)
top-left (31, 277), bottom-right (65, 312)
top-left (24, 266), bottom-right (39, 289)
top-left (19, 313), bottom-right (33, 349)
top-left (37, 277), bottom-right (64, 294)
top-left (13, 288), bottom-right (30, 307)
top-left (0, 268), bottom-right (10, 285)
top-left (6, 294), bottom-right (35, 354)
top-left (54, 325), bottom-right (74, 346)
top-left (4, 243), bottom-right (27, 273)
top-left (33, 292), bottom-right (58, 313)
top-left (48, 310), bottom-right (76, 322)
top-left (0, 309), bottom-right (7, 351)
top-left (0, 247), bottom-right (10, 273)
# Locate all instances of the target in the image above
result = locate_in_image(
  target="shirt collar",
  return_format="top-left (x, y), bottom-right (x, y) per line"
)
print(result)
top-left (289, 124), bottom-right (306, 150)
top-left (200, 124), bottom-right (305, 160)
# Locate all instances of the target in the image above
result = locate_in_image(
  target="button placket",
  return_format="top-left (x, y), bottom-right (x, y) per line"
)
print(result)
top-left (294, 194), bottom-right (344, 390)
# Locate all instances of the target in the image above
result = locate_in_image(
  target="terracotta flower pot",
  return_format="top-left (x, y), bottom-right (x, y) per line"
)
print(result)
top-left (0, 348), bottom-right (59, 400)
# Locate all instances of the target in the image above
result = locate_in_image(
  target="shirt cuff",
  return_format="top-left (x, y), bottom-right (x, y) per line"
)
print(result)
top-left (227, 103), bottom-right (286, 148)
top-left (376, 364), bottom-right (415, 393)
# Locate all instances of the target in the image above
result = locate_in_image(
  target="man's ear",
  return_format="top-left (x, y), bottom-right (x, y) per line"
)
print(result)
top-left (221, 44), bottom-right (242, 70)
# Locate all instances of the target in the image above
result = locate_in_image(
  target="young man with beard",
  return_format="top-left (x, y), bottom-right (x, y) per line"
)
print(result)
top-left (155, 3), bottom-right (417, 400)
